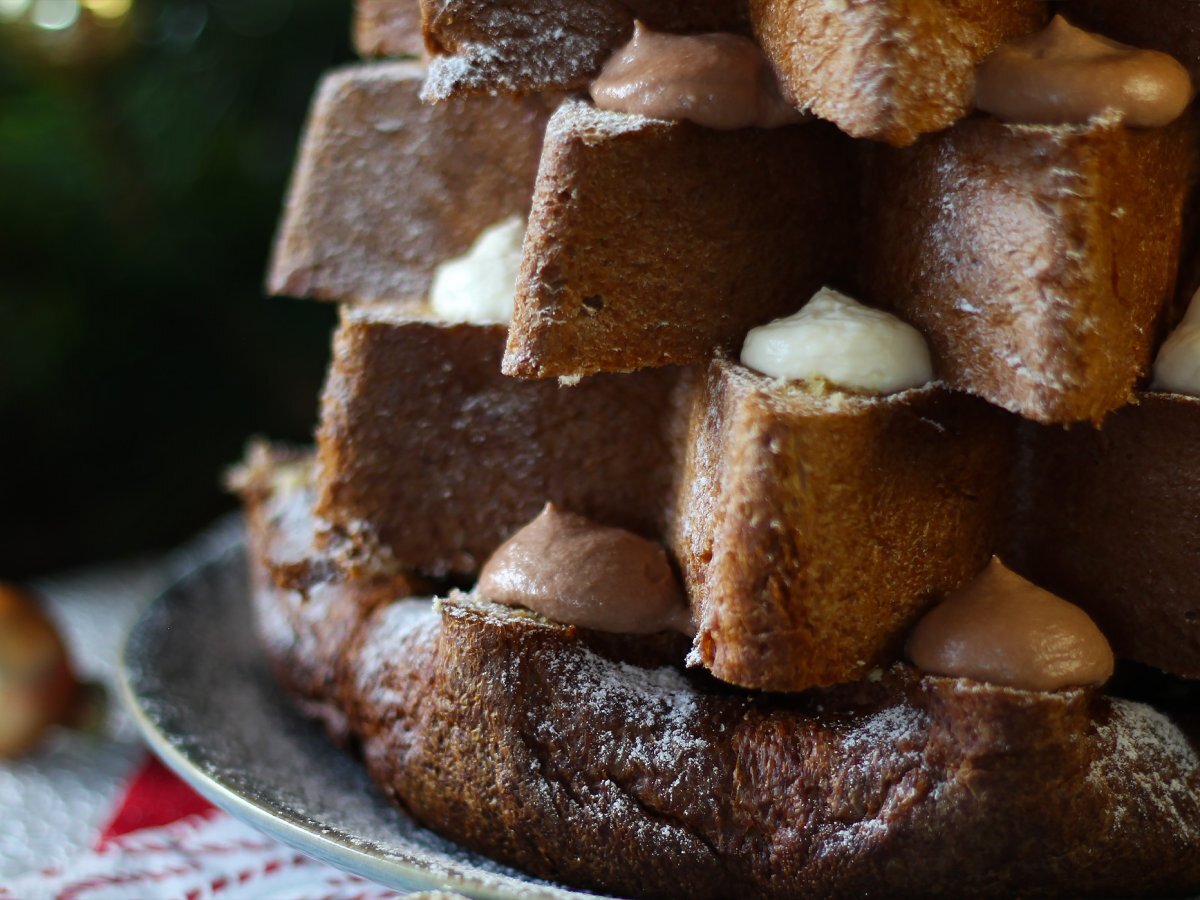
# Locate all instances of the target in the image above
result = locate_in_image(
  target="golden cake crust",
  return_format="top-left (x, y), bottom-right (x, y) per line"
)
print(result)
top-left (418, 0), bottom-right (750, 101)
top-left (750, 0), bottom-right (1046, 145)
top-left (417, 0), bottom-right (1043, 146)
top-left (354, 0), bottom-right (424, 58)
top-left (505, 101), bottom-right (858, 379)
top-left (315, 308), bottom-right (684, 576)
top-left (669, 359), bottom-right (1016, 691)
top-left (230, 445), bottom-right (421, 742)
top-left (865, 114), bottom-right (1196, 424)
top-left (311, 311), bottom-right (1017, 694)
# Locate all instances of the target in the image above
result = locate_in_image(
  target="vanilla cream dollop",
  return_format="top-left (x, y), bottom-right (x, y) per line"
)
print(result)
top-left (975, 15), bottom-right (1193, 127)
top-left (907, 558), bottom-right (1114, 692)
top-left (429, 214), bottom-right (525, 323)
top-left (478, 504), bottom-right (692, 635)
top-left (1153, 288), bottom-right (1200, 396)
top-left (739, 287), bottom-right (933, 394)
top-left (590, 21), bottom-right (801, 130)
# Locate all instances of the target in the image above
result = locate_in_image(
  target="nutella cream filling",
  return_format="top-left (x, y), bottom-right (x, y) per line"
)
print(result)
top-left (907, 558), bottom-right (1114, 692)
top-left (975, 15), bottom-right (1193, 127)
top-left (590, 21), bottom-right (802, 130)
top-left (477, 503), bottom-right (692, 635)
top-left (429, 214), bottom-right (526, 324)
top-left (739, 287), bottom-right (933, 394)
top-left (1153, 287), bottom-right (1200, 396)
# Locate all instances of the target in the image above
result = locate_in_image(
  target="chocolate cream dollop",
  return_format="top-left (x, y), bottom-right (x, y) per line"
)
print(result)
top-left (590, 21), bottom-right (802, 130)
top-left (907, 558), bottom-right (1114, 692)
top-left (974, 15), bottom-right (1193, 128)
top-left (477, 503), bottom-right (692, 635)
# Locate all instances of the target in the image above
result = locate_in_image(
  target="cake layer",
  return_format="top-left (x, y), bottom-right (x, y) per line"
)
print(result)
top-left (1054, 8), bottom-right (1200, 317)
top-left (315, 308), bottom-right (1015, 691)
top-left (364, 596), bottom-right (1200, 899)
top-left (1015, 392), bottom-right (1200, 679)
top-left (504, 100), bottom-right (858, 379)
top-left (669, 359), bottom-right (1016, 692)
top-left (267, 61), bottom-right (550, 305)
top-left (418, 0), bottom-right (750, 102)
top-left (240, 468), bottom-right (1200, 898)
top-left (315, 306), bottom-right (684, 577)
top-left (355, 0), bottom-right (424, 58)
top-left (417, 0), bottom-right (1042, 145)
top-left (865, 114), bottom-right (1196, 424)
top-left (230, 444), bottom-right (422, 742)
top-left (750, 0), bottom-right (1045, 146)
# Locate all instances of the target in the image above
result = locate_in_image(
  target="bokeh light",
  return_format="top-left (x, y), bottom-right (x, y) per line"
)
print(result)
top-left (0, 0), bottom-right (32, 23)
top-left (30, 0), bottom-right (79, 30)
top-left (81, 0), bottom-right (130, 21)
top-left (0, 0), bottom-right (353, 577)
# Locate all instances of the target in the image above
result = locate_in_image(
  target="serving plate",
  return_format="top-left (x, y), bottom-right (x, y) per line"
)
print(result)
top-left (119, 529), bottom-right (595, 899)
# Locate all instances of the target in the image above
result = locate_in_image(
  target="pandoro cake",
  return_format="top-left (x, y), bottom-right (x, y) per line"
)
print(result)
top-left (417, 0), bottom-right (750, 101)
top-left (669, 356), bottom-right (1015, 692)
top-left (415, 0), bottom-right (1044, 146)
top-left (240, 454), bottom-right (1200, 899)
top-left (231, 6), bottom-right (1200, 895)
top-left (317, 276), bottom-right (1015, 694)
top-left (267, 61), bottom-right (550, 304)
top-left (505, 98), bottom-right (857, 379)
top-left (1017, 392), bottom-right (1200, 679)
top-left (354, 0), bottom-right (424, 59)
top-left (1015, 294), bottom-right (1200, 679)
top-left (229, 444), bottom-right (423, 743)
top-left (749, 0), bottom-right (1045, 145)
top-left (314, 304), bottom-right (683, 576)
top-left (866, 115), bottom-right (1194, 424)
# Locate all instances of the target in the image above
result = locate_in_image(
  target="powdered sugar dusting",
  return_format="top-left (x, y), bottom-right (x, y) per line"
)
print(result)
top-left (419, 6), bottom-right (613, 102)
top-left (423, 48), bottom-right (501, 102)
top-left (841, 703), bottom-right (927, 754)
top-left (355, 600), bottom-right (439, 708)
top-left (546, 98), bottom-right (661, 143)
top-left (517, 645), bottom-right (727, 860)
top-left (814, 702), bottom-right (929, 857)
top-left (1088, 699), bottom-right (1200, 837)
top-left (540, 651), bottom-right (707, 772)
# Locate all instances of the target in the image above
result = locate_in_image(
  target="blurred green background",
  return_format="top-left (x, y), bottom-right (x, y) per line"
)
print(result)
top-left (1, 0), bottom-right (352, 577)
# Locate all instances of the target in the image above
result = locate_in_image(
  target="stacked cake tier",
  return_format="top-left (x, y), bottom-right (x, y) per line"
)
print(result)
top-left (233, 2), bottom-right (1200, 894)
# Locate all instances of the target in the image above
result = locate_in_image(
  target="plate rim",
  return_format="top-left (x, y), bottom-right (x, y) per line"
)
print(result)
top-left (117, 535), bottom-right (599, 900)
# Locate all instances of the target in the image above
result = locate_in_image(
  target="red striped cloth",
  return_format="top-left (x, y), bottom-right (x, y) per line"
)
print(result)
top-left (1, 754), bottom-right (403, 900)
top-left (98, 757), bottom-right (215, 846)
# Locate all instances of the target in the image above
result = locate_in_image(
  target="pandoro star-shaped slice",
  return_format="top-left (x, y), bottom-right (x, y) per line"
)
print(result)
top-left (314, 305), bottom-right (684, 577)
top-left (504, 99), bottom-right (858, 379)
top-left (668, 357), bottom-right (1015, 691)
top-left (267, 62), bottom-right (550, 305)
top-left (865, 115), bottom-right (1196, 424)
top-left (750, 0), bottom-right (1045, 145)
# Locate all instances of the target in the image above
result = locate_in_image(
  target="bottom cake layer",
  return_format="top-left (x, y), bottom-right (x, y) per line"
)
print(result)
top-left (232, 446), bottom-right (1200, 899)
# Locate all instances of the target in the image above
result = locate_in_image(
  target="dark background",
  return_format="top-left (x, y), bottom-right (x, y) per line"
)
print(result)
top-left (1, 0), bottom-right (352, 577)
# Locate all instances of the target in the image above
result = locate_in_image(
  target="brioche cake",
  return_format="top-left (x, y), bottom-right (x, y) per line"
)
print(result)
top-left (232, 3), bottom-right (1200, 895)
top-left (503, 98), bottom-right (858, 378)
top-left (863, 19), bottom-right (1196, 424)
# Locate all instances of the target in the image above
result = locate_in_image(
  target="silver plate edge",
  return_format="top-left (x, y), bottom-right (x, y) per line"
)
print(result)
top-left (116, 532), bottom-right (598, 900)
